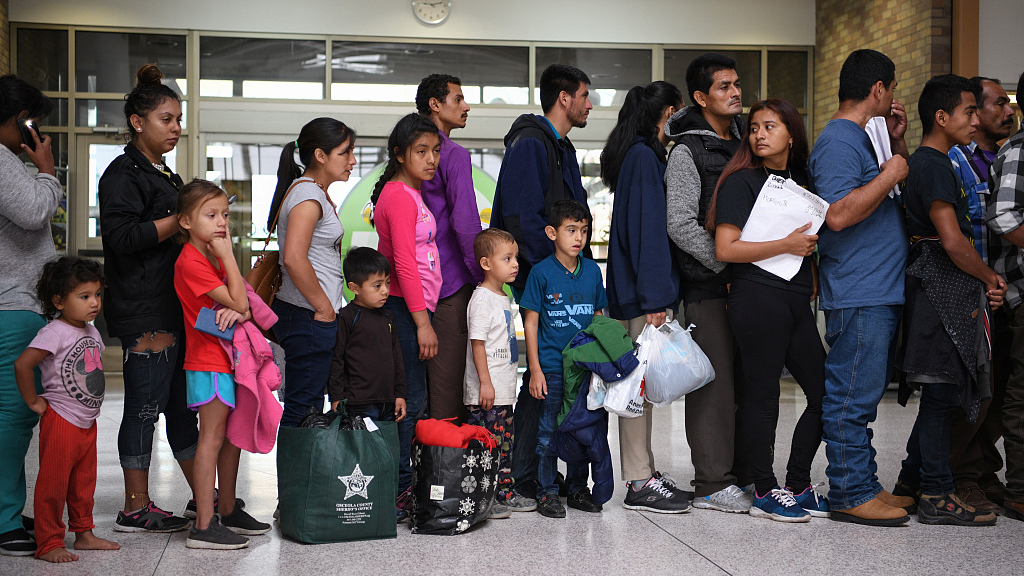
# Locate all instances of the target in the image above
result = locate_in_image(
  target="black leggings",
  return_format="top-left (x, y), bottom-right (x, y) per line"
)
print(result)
top-left (727, 278), bottom-right (825, 496)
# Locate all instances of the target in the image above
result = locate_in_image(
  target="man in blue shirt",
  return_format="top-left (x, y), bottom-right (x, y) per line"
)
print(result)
top-left (808, 49), bottom-right (913, 526)
top-left (492, 64), bottom-right (593, 502)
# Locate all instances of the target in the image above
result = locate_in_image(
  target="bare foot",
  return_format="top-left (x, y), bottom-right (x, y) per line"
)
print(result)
top-left (74, 530), bottom-right (120, 551)
top-left (38, 547), bottom-right (79, 563)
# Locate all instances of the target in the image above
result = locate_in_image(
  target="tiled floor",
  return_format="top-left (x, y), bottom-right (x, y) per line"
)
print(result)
top-left (4, 374), bottom-right (1023, 576)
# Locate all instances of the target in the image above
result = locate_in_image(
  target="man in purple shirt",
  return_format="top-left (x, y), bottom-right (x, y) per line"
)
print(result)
top-left (416, 74), bottom-right (484, 421)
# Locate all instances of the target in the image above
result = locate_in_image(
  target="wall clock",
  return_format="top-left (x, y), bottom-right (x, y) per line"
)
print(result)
top-left (412, 0), bottom-right (452, 25)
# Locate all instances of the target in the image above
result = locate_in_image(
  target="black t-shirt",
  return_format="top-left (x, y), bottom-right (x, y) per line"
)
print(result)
top-left (905, 146), bottom-right (972, 241)
top-left (714, 167), bottom-right (814, 294)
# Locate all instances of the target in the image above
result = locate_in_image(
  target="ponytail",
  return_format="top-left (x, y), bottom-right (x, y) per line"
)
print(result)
top-left (123, 64), bottom-right (180, 144)
top-left (268, 117), bottom-right (355, 232)
top-left (600, 81), bottom-right (682, 192)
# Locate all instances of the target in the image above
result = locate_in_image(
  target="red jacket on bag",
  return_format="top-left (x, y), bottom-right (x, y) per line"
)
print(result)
top-left (415, 418), bottom-right (498, 450)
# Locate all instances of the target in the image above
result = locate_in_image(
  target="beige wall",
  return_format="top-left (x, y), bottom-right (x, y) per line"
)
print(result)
top-left (814, 0), bottom-right (953, 145)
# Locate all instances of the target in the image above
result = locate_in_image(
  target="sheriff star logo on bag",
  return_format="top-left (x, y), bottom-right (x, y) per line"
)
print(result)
top-left (338, 464), bottom-right (374, 500)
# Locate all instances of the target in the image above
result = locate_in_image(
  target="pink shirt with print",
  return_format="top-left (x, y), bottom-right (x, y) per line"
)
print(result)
top-left (375, 181), bottom-right (442, 312)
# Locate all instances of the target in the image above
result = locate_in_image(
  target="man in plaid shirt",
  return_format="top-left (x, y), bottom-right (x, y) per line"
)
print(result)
top-left (985, 70), bottom-right (1024, 522)
top-left (949, 76), bottom-right (1017, 515)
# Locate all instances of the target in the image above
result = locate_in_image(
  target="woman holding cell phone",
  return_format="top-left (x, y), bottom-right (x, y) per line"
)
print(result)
top-left (0, 74), bottom-right (62, 556)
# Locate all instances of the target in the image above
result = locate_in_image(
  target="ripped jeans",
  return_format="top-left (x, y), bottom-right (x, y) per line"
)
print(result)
top-left (117, 330), bottom-right (199, 470)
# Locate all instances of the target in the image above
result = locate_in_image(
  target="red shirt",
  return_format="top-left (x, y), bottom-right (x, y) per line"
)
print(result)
top-left (174, 242), bottom-right (232, 373)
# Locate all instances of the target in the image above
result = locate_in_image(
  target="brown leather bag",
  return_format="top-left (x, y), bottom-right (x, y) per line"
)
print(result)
top-left (244, 180), bottom-right (303, 342)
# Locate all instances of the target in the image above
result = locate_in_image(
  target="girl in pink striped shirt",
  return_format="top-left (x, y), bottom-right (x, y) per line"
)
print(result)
top-left (370, 113), bottom-right (443, 509)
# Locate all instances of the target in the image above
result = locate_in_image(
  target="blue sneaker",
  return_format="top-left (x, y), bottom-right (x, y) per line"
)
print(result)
top-left (790, 485), bottom-right (830, 518)
top-left (750, 487), bottom-right (811, 523)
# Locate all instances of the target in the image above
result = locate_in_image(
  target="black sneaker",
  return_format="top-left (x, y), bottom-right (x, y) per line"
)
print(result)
top-left (654, 471), bottom-right (695, 504)
top-left (623, 477), bottom-right (692, 514)
top-left (566, 487), bottom-right (603, 513)
top-left (184, 489), bottom-right (246, 520)
top-left (0, 528), bottom-right (35, 557)
top-left (537, 494), bottom-right (566, 518)
top-left (185, 516), bottom-right (249, 550)
top-left (918, 493), bottom-right (997, 526)
top-left (220, 507), bottom-right (271, 535)
top-left (21, 515), bottom-right (34, 536)
top-left (114, 502), bottom-right (191, 533)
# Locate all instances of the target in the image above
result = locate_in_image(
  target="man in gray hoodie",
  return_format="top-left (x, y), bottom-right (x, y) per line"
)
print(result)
top-left (663, 53), bottom-right (752, 513)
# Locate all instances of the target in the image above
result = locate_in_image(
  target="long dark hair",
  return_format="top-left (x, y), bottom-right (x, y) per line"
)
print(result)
top-left (705, 98), bottom-right (809, 232)
top-left (267, 117), bottom-right (356, 232)
top-left (369, 113), bottom-right (440, 224)
top-left (124, 64), bottom-right (180, 144)
top-left (0, 75), bottom-right (52, 125)
top-left (600, 81), bottom-right (682, 191)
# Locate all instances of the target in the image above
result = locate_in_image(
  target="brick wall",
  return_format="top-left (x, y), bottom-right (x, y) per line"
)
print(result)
top-left (0, 0), bottom-right (9, 75)
top-left (814, 0), bottom-right (953, 146)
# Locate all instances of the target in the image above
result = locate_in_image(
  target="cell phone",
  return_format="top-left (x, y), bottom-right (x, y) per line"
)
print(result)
top-left (19, 119), bottom-right (41, 151)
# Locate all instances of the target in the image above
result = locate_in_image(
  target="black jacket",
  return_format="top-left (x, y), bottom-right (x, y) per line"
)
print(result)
top-left (98, 144), bottom-right (185, 337)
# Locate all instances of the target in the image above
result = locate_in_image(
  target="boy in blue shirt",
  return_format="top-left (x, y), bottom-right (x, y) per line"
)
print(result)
top-left (520, 199), bottom-right (608, 518)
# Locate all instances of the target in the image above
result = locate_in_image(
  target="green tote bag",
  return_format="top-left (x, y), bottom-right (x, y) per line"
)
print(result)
top-left (277, 414), bottom-right (399, 543)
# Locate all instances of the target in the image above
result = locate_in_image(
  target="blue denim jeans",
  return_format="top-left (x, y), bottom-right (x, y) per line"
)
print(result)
top-left (898, 381), bottom-right (961, 495)
top-left (346, 402), bottom-right (396, 423)
top-left (118, 330), bottom-right (199, 470)
top-left (536, 373), bottom-right (588, 497)
top-left (384, 295), bottom-right (430, 492)
top-left (822, 305), bottom-right (901, 510)
top-left (511, 367), bottom-right (541, 491)
top-left (0, 311), bottom-right (45, 534)
top-left (272, 299), bottom-right (337, 428)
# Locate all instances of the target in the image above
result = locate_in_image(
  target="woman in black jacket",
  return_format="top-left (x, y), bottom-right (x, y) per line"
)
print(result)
top-left (98, 64), bottom-right (197, 533)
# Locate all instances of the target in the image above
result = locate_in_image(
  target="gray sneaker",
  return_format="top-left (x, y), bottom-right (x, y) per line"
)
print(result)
top-left (220, 507), bottom-right (271, 535)
top-left (488, 504), bottom-right (512, 519)
top-left (693, 485), bottom-right (754, 513)
top-left (185, 516), bottom-right (249, 550)
top-left (504, 493), bottom-right (538, 512)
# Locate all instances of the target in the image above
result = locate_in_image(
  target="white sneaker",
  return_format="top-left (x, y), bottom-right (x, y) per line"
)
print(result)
top-left (692, 485), bottom-right (754, 513)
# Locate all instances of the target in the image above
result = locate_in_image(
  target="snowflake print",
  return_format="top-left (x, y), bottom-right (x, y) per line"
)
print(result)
top-left (458, 497), bottom-right (476, 516)
top-left (461, 476), bottom-right (478, 493)
top-left (463, 453), bottom-right (479, 472)
top-left (480, 475), bottom-right (491, 492)
top-left (479, 451), bottom-right (493, 471)
top-left (457, 519), bottom-right (470, 532)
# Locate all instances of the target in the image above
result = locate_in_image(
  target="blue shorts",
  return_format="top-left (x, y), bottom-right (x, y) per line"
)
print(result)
top-left (185, 371), bottom-right (236, 410)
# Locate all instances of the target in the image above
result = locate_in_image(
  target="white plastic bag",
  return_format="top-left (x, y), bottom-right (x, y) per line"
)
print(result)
top-left (601, 329), bottom-right (652, 418)
top-left (643, 321), bottom-right (715, 407)
top-left (586, 374), bottom-right (607, 410)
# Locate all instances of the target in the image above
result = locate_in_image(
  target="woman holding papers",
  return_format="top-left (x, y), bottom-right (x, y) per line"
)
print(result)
top-left (705, 99), bottom-right (827, 523)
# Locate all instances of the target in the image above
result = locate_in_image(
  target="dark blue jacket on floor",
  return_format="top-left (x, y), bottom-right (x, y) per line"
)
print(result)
top-left (554, 319), bottom-right (641, 505)
top-left (606, 139), bottom-right (681, 320)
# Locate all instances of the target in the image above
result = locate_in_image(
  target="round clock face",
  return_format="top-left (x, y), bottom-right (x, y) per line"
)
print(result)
top-left (412, 0), bottom-right (451, 25)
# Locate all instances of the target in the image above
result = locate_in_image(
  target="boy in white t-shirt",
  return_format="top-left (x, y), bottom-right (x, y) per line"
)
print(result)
top-left (464, 228), bottom-right (534, 518)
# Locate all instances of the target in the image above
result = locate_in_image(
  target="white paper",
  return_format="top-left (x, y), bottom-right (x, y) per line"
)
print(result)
top-left (363, 417), bottom-right (379, 431)
top-left (738, 175), bottom-right (829, 281)
top-left (865, 116), bottom-right (902, 197)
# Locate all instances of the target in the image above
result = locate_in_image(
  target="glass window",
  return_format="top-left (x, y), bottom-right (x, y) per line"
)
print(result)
top-left (75, 32), bottom-right (186, 95)
top-left (767, 51), bottom-right (809, 109)
top-left (330, 42), bottom-right (529, 105)
top-left (38, 99), bottom-right (68, 127)
top-left (17, 29), bottom-right (69, 92)
top-left (75, 99), bottom-right (187, 129)
top-left (535, 48), bottom-right (651, 107)
top-left (664, 50), bottom-right (761, 107)
top-left (200, 37), bottom-right (326, 99)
